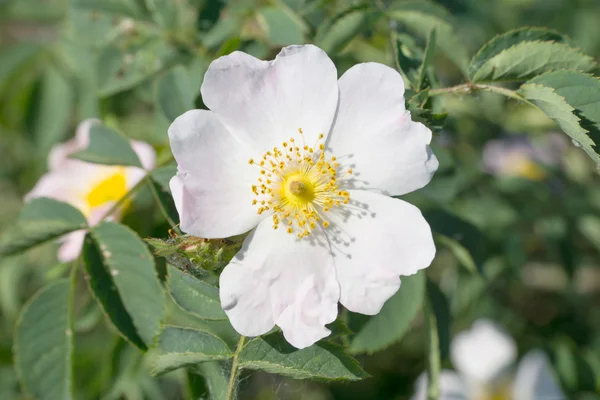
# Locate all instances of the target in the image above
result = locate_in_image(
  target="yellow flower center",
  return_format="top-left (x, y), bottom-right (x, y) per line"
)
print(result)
top-left (86, 169), bottom-right (128, 209)
top-left (507, 154), bottom-right (545, 181)
top-left (249, 129), bottom-right (351, 238)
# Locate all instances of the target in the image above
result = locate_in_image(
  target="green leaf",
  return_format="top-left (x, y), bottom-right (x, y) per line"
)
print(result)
top-left (424, 209), bottom-right (486, 274)
top-left (528, 70), bottom-right (600, 147)
top-left (189, 362), bottom-right (228, 400)
top-left (71, 0), bottom-right (152, 20)
top-left (96, 39), bottom-right (179, 97)
top-left (518, 83), bottom-right (600, 165)
top-left (167, 264), bottom-right (227, 320)
top-left (315, 6), bottom-right (380, 55)
top-left (151, 326), bottom-right (233, 375)
top-left (388, 5), bottom-right (468, 73)
top-left (578, 215), bottom-right (600, 253)
top-left (156, 66), bottom-right (195, 123)
top-left (258, 6), bottom-right (305, 46)
top-left (14, 280), bottom-right (73, 400)
top-left (84, 222), bottom-right (165, 349)
top-left (71, 124), bottom-right (142, 167)
top-left (202, 15), bottom-right (242, 50)
top-left (239, 332), bottom-right (367, 381)
top-left (0, 198), bottom-right (87, 257)
top-left (468, 27), bottom-right (571, 79)
top-left (31, 66), bottom-right (74, 154)
top-left (349, 271), bottom-right (425, 354)
top-left (470, 41), bottom-right (596, 83)
top-left (150, 165), bottom-right (176, 192)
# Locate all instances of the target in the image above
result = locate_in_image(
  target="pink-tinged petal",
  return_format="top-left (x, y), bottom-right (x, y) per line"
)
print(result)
top-left (328, 63), bottom-right (438, 196)
top-left (450, 319), bottom-right (517, 385)
top-left (131, 140), bottom-right (156, 171)
top-left (48, 119), bottom-right (98, 171)
top-left (57, 230), bottom-right (86, 263)
top-left (512, 350), bottom-right (566, 400)
top-left (201, 44), bottom-right (338, 149)
top-left (324, 190), bottom-right (435, 315)
top-left (168, 109), bottom-right (262, 238)
top-left (219, 218), bottom-right (339, 348)
top-left (411, 371), bottom-right (469, 400)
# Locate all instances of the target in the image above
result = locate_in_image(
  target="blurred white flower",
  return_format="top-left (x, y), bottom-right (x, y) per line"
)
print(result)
top-left (25, 119), bottom-right (156, 262)
top-left (412, 319), bottom-right (566, 400)
top-left (168, 44), bottom-right (438, 348)
top-left (482, 133), bottom-right (567, 181)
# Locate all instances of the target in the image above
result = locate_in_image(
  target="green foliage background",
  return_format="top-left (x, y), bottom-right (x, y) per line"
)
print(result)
top-left (1, 0), bottom-right (600, 399)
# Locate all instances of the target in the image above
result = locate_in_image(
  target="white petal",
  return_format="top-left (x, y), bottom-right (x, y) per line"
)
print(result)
top-left (57, 230), bottom-right (86, 263)
top-left (201, 45), bottom-right (338, 148)
top-left (168, 109), bottom-right (262, 238)
top-left (131, 140), bottom-right (156, 171)
top-left (219, 218), bottom-right (339, 348)
top-left (48, 119), bottom-right (97, 171)
top-left (327, 63), bottom-right (438, 196)
top-left (512, 350), bottom-right (566, 400)
top-left (450, 319), bottom-right (517, 384)
top-left (125, 140), bottom-right (156, 189)
top-left (325, 190), bottom-right (435, 315)
top-left (411, 371), bottom-right (469, 400)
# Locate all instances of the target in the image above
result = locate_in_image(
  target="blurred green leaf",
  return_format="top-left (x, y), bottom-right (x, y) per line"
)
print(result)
top-left (71, 0), bottom-right (152, 20)
top-left (315, 6), bottom-right (380, 55)
top-left (96, 39), bottom-right (179, 97)
top-left (150, 166), bottom-right (176, 191)
top-left (239, 332), bottom-right (368, 381)
top-left (14, 280), bottom-right (73, 400)
top-left (470, 41), bottom-right (596, 83)
top-left (388, 3), bottom-right (469, 73)
top-left (71, 124), bottom-right (142, 167)
top-left (554, 341), bottom-right (597, 392)
top-left (156, 66), bottom-right (194, 123)
top-left (151, 326), bottom-right (233, 375)
top-left (146, 0), bottom-right (178, 29)
top-left (578, 215), bottom-right (600, 253)
top-left (84, 222), bottom-right (165, 349)
top-left (31, 66), bottom-right (73, 153)
top-left (424, 209), bottom-right (485, 274)
top-left (202, 15), bottom-right (243, 50)
top-left (349, 271), bottom-right (425, 354)
top-left (0, 44), bottom-right (43, 94)
top-left (518, 83), bottom-right (600, 165)
top-left (0, 198), bottom-right (87, 257)
top-left (258, 5), bottom-right (306, 46)
top-left (468, 27), bottom-right (571, 79)
top-left (189, 362), bottom-right (228, 400)
top-left (167, 264), bottom-right (227, 320)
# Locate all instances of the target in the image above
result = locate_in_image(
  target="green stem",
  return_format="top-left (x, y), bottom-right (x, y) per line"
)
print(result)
top-left (226, 336), bottom-right (247, 400)
top-left (424, 298), bottom-right (440, 400)
top-left (145, 175), bottom-right (179, 230)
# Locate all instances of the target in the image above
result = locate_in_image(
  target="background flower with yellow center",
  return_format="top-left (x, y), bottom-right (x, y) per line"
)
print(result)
top-left (169, 44), bottom-right (438, 349)
top-left (411, 320), bottom-right (566, 400)
top-left (25, 119), bottom-right (156, 262)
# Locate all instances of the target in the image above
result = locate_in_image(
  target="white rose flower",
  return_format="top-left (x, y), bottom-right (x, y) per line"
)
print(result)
top-left (412, 319), bottom-right (566, 400)
top-left (168, 44), bottom-right (438, 349)
top-left (25, 119), bottom-right (156, 262)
